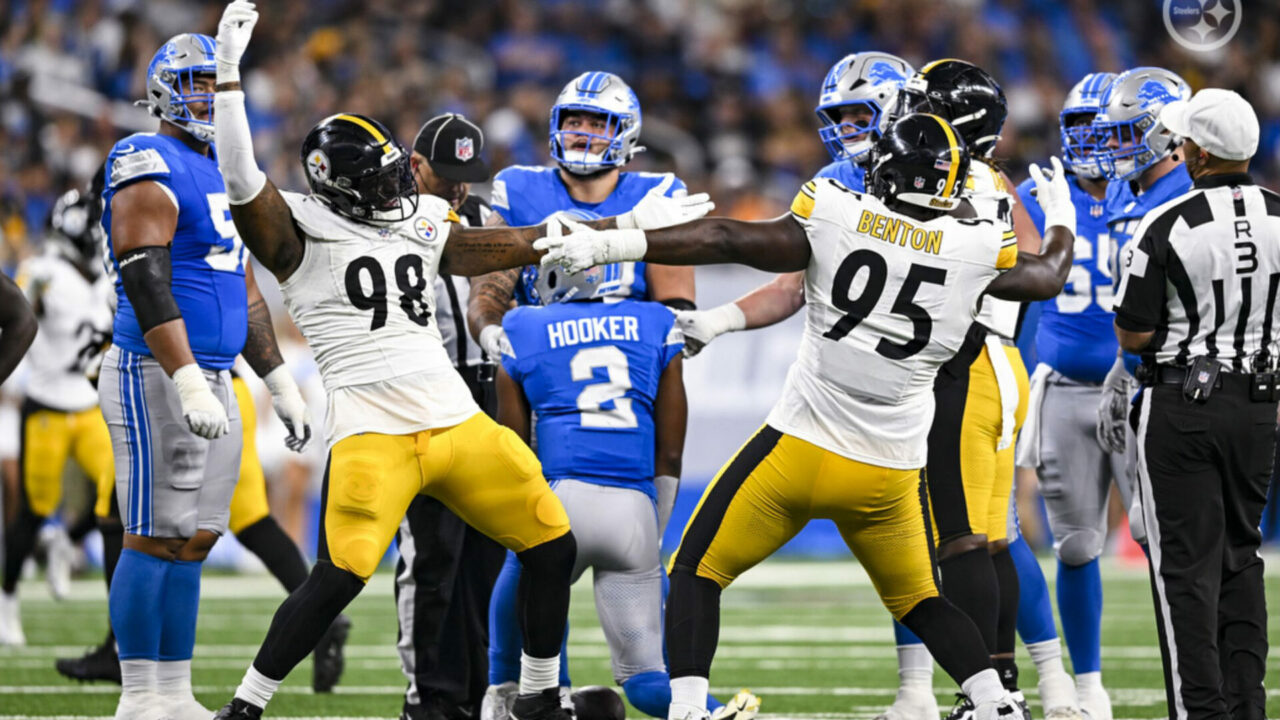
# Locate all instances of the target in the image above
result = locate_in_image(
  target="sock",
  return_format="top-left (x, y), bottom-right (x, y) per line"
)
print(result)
top-left (1026, 639), bottom-right (1068, 679)
top-left (120, 658), bottom-right (158, 696)
top-left (897, 643), bottom-right (934, 691)
top-left (156, 658), bottom-right (193, 695)
top-left (2, 507), bottom-right (44, 594)
top-left (992, 549), bottom-right (1018, 654)
top-left (101, 521), bottom-right (124, 589)
top-left (899, 596), bottom-right (989, 687)
top-left (1057, 558), bottom-right (1102, 674)
top-left (236, 517), bottom-right (309, 593)
top-left (961, 668), bottom-right (1006, 706)
top-left (1010, 537), bottom-right (1057, 644)
top-left (623, 671), bottom-right (723, 718)
top-left (665, 573), bottom-right (722, 680)
top-left (1076, 671), bottom-right (1103, 691)
top-left (235, 664), bottom-right (282, 709)
top-left (488, 552), bottom-right (523, 685)
top-left (559, 623), bottom-right (572, 688)
top-left (109, 549), bottom-right (169, 660)
top-left (893, 618), bottom-right (924, 645)
top-left (670, 675), bottom-right (710, 717)
top-left (994, 657), bottom-right (1018, 692)
top-left (515, 533), bottom-right (575, 659)
top-left (939, 546), bottom-right (1000, 653)
top-left (519, 652), bottom-right (559, 695)
top-left (159, 559), bottom-right (201, 661)
top-left (251, 560), bottom-right (364, 681)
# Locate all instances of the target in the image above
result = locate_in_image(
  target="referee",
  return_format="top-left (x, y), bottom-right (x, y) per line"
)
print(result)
top-left (1112, 88), bottom-right (1276, 720)
top-left (395, 113), bottom-right (507, 720)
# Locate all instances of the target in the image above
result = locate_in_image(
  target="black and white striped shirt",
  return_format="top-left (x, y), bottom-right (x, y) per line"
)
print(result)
top-left (1114, 173), bottom-right (1280, 370)
top-left (435, 194), bottom-right (494, 369)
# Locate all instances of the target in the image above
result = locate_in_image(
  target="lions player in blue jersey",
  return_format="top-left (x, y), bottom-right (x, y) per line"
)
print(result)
top-left (98, 32), bottom-right (310, 720)
top-left (1015, 72), bottom-right (1122, 720)
top-left (492, 261), bottom-right (740, 720)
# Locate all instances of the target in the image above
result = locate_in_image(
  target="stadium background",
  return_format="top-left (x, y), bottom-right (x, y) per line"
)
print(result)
top-left (3, 0), bottom-right (1280, 568)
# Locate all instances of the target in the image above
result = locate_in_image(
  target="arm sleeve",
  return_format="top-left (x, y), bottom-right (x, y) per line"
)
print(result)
top-left (1113, 232), bottom-right (1166, 332)
top-left (1015, 178), bottom-right (1047, 237)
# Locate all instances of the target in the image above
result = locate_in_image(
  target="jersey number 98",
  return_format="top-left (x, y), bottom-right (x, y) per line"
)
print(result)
top-left (344, 254), bottom-right (432, 331)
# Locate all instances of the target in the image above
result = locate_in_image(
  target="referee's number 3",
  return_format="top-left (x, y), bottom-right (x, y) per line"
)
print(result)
top-left (1236, 241), bottom-right (1258, 275)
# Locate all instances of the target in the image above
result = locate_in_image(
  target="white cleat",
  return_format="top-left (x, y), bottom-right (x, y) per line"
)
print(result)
top-left (0, 592), bottom-right (26, 646)
top-left (1044, 708), bottom-right (1086, 720)
top-left (710, 690), bottom-right (761, 720)
top-left (1076, 684), bottom-right (1112, 720)
top-left (114, 691), bottom-right (176, 720)
top-left (41, 524), bottom-right (75, 600)
top-left (482, 681), bottom-right (519, 720)
top-left (669, 705), bottom-right (710, 720)
top-left (167, 692), bottom-right (214, 720)
top-left (972, 692), bottom-right (1022, 720)
top-left (1038, 671), bottom-right (1084, 720)
top-left (876, 687), bottom-right (940, 720)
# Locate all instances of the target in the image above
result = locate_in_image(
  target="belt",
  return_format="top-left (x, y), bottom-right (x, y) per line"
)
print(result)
top-left (1143, 364), bottom-right (1224, 388)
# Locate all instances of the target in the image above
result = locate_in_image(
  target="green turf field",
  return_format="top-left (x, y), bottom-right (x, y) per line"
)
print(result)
top-left (1, 556), bottom-right (1277, 719)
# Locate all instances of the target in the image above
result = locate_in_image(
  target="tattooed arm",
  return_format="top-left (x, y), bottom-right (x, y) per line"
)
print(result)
top-left (241, 262), bottom-right (285, 376)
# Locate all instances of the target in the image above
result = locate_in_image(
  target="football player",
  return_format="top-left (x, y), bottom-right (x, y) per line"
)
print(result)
top-left (1, 188), bottom-right (114, 646)
top-left (536, 113), bottom-right (1077, 720)
top-left (98, 30), bottom-right (312, 720)
top-left (207, 5), bottom-right (708, 719)
top-left (469, 69), bottom-right (700, 718)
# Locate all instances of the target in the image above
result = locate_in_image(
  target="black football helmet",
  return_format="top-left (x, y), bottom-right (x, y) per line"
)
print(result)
top-left (891, 59), bottom-right (1006, 158)
top-left (869, 113), bottom-right (971, 214)
top-left (570, 687), bottom-right (625, 720)
top-left (48, 181), bottom-right (103, 274)
top-left (300, 113), bottom-right (418, 225)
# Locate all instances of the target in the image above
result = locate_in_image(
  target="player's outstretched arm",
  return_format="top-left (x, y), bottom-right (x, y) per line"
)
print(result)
top-left (678, 271), bottom-right (805, 357)
top-left (653, 352), bottom-right (687, 534)
top-left (0, 273), bottom-right (37, 385)
top-left (494, 364), bottom-right (532, 444)
top-left (213, 1), bottom-right (305, 282)
top-left (243, 264), bottom-right (311, 451)
top-left (985, 158), bottom-right (1074, 301)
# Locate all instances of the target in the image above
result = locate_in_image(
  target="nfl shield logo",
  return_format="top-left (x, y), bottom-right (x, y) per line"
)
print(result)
top-left (914, 176), bottom-right (925, 189)
top-left (455, 137), bottom-right (474, 162)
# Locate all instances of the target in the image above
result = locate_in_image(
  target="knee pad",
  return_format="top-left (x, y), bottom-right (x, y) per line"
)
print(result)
top-left (327, 455), bottom-right (389, 579)
top-left (1055, 529), bottom-right (1104, 567)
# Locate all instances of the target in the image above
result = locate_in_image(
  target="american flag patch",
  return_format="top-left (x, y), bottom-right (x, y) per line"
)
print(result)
top-left (934, 159), bottom-right (951, 171)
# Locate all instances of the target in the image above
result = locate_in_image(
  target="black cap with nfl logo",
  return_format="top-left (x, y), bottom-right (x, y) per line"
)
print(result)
top-left (413, 113), bottom-right (491, 183)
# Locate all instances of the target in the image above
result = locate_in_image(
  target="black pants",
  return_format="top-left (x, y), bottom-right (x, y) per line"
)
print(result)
top-left (1134, 380), bottom-right (1275, 720)
top-left (395, 365), bottom-right (505, 718)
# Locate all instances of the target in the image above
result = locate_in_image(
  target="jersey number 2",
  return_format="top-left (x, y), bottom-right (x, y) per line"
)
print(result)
top-left (344, 254), bottom-right (432, 331)
top-left (572, 346), bottom-right (637, 429)
top-left (823, 249), bottom-right (946, 359)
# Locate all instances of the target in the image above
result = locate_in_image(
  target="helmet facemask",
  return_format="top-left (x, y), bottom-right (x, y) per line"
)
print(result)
top-left (1061, 110), bottom-right (1106, 180)
top-left (817, 100), bottom-right (885, 164)
top-left (551, 107), bottom-right (635, 175)
top-left (142, 34), bottom-right (219, 144)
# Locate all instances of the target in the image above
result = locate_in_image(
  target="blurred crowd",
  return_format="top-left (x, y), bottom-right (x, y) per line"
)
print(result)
top-left (4, 0), bottom-right (1280, 270)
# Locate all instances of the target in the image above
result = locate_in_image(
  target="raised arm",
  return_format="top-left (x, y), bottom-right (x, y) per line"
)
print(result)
top-left (243, 263), bottom-right (311, 450)
top-left (212, 1), bottom-right (304, 282)
top-left (0, 273), bottom-right (36, 385)
top-left (984, 159), bottom-right (1074, 301)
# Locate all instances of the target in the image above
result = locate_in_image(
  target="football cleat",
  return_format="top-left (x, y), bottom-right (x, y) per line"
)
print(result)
top-left (1037, 671), bottom-right (1083, 720)
top-left (212, 698), bottom-right (263, 720)
top-left (482, 681), bottom-right (519, 720)
top-left (55, 636), bottom-right (122, 683)
top-left (0, 592), bottom-right (25, 646)
top-left (511, 688), bottom-right (573, 720)
top-left (1010, 690), bottom-right (1032, 720)
top-left (114, 691), bottom-right (177, 720)
top-left (1076, 683), bottom-right (1112, 720)
top-left (312, 613), bottom-right (352, 692)
top-left (874, 686), bottom-right (940, 720)
top-left (40, 524), bottom-right (75, 600)
top-left (709, 690), bottom-right (761, 720)
top-left (972, 693), bottom-right (1023, 720)
top-left (167, 692), bottom-right (215, 720)
top-left (945, 694), bottom-right (976, 720)
top-left (1044, 707), bottom-right (1086, 720)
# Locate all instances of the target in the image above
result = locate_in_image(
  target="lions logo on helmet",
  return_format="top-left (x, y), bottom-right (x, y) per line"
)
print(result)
top-left (1092, 67), bottom-right (1190, 182)
top-left (549, 72), bottom-right (644, 175)
top-left (815, 52), bottom-right (914, 164)
top-left (140, 34), bottom-right (218, 143)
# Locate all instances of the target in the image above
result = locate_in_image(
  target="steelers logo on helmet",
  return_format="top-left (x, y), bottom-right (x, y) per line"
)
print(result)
top-left (414, 216), bottom-right (437, 242)
top-left (306, 149), bottom-right (331, 183)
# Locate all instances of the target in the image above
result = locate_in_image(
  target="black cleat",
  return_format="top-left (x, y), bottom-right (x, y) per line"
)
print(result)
top-left (213, 698), bottom-right (264, 719)
top-left (945, 694), bottom-right (976, 720)
top-left (511, 688), bottom-right (573, 720)
top-left (312, 613), bottom-right (352, 693)
top-left (54, 638), bottom-right (121, 684)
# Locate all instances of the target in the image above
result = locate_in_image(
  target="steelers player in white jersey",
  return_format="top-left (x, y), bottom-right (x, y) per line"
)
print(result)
top-left (536, 113), bottom-right (1078, 720)
top-left (1, 188), bottom-right (114, 646)
top-left (206, 5), bottom-right (710, 719)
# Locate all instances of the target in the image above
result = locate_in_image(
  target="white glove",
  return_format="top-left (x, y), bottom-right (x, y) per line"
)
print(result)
top-left (1028, 156), bottom-right (1075, 235)
top-left (616, 175), bottom-right (715, 230)
top-left (263, 365), bottom-right (311, 452)
top-left (533, 218), bottom-right (648, 275)
top-left (172, 364), bottom-right (229, 439)
top-left (676, 303), bottom-right (746, 358)
top-left (1096, 355), bottom-right (1135, 453)
top-left (215, 1), bottom-right (259, 83)
top-left (479, 324), bottom-right (513, 359)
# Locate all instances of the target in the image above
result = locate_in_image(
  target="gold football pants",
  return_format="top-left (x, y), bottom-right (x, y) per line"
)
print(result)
top-left (20, 400), bottom-right (113, 518)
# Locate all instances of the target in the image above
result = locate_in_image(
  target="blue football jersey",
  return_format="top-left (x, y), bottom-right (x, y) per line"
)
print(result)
top-left (102, 133), bottom-right (248, 370)
top-left (814, 159), bottom-right (866, 192)
top-left (501, 299), bottom-right (684, 498)
top-left (1017, 173), bottom-right (1115, 382)
top-left (491, 166), bottom-right (689, 304)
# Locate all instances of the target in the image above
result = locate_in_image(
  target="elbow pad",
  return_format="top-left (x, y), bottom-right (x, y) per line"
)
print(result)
top-left (213, 91), bottom-right (267, 204)
top-left (117, 246), bottom-right (181, 332)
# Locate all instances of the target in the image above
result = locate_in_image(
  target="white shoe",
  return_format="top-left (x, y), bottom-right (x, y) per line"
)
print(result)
top-left (114, 691), bottom-right (176, 720)
top-left (1076, 684), bottom-right (1112, 720)
top-left (482, 681), bottom-right (519, 720)
top-left (1038, 671), bottom-right (1083, 720)
top-left (670, 705), bottom-right (710, 720)
top-left (972, 692), bottom-right (1022, 720)
top-left (710, 690), bottom-right (761, 720)
top-left (167, 692), bottom-right (214, 720)
top-left (0, 592), bottom-right (25, 646)
top-left (876, 687), bottom-right (940, 720)
top-left (41, 524), bottom-right (74, 600)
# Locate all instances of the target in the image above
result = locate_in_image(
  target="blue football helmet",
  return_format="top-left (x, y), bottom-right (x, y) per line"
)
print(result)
top-left (1093, 67), bottom-right (1190, 181)
top-left (1059, 73), bottom-right (1117, 180)
top-left (140, 34), bottom-right (218, 143)
top-left (815, 52), bottom-right (913, 163)
top-left (524, 262), bottom-right (633, 306)
top-left (550, 72), bottom-right (643, 175)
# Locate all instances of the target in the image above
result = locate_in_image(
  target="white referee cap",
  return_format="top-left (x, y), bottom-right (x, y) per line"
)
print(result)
top-left (1159, 88), bottom-right (1259, 162)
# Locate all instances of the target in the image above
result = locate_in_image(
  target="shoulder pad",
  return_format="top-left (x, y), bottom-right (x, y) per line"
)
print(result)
top-left (108, 135), bottom-right (172, 189)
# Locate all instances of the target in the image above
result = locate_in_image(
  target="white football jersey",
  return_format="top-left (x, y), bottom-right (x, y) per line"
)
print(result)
top-left (966, 160), bottom-right (1021, 339)
top-left (765, 178), bottom-right (1017, 469)
top-left (279, 192), bottom-right (478, 446)
top-left (16, 244), bottom-right (113, 411)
